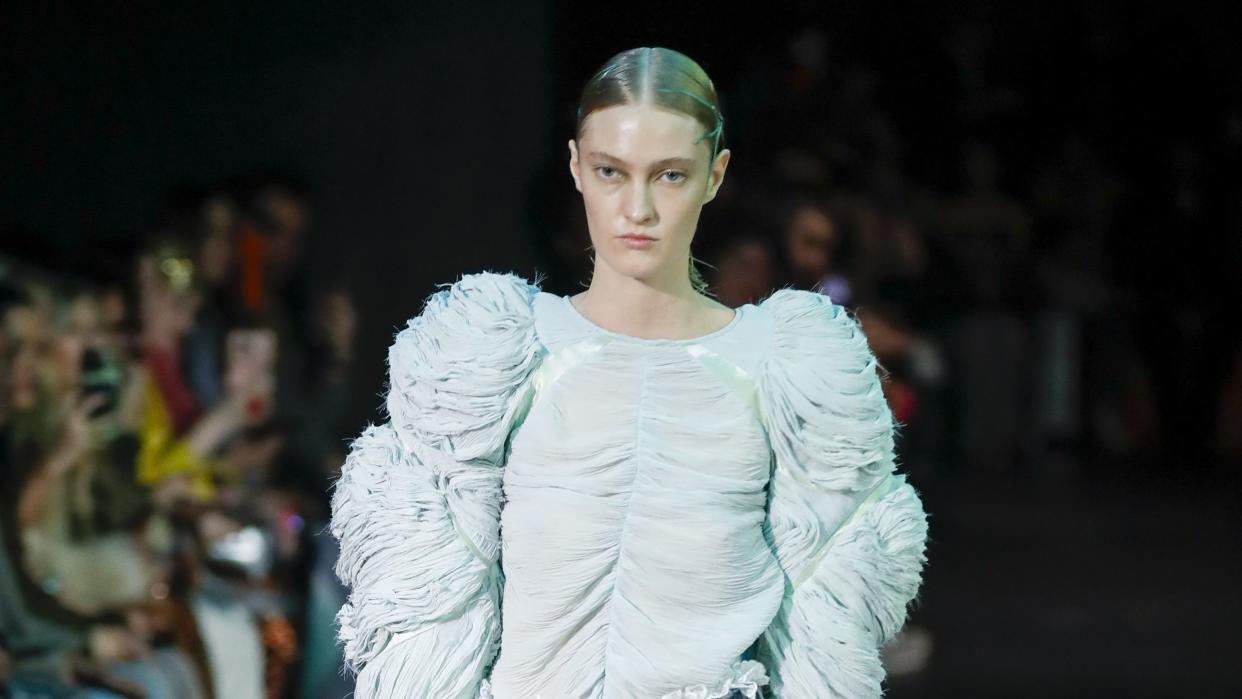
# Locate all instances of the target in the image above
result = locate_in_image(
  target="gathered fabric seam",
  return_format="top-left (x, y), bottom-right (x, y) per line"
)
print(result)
top-left (599, 351), bottom-right (651, 697)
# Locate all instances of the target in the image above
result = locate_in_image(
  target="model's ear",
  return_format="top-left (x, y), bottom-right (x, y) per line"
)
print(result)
top-left (568, 139), bottom-right (582, 193)
top-left (704, 148), bottom-right (731, 204)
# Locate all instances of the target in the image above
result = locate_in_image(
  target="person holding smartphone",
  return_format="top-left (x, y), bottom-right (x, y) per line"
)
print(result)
top-left (133, 246), bottom-right (273, 504)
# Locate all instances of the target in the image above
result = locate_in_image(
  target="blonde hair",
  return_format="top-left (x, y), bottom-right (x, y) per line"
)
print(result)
top-left (574, 47), bottom-right (724, 294)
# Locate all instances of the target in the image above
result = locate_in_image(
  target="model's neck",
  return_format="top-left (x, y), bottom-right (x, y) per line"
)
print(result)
top-left (573, 260), bottom-right (721, 341)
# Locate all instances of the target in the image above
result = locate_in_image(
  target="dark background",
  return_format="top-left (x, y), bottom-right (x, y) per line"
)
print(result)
top-left (6, 2), bottom-right (1240, 428)
top-left (4, 1), bottom-right (1241, 696)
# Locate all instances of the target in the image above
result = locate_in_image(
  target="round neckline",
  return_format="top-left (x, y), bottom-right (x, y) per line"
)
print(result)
top-left (559, 293), bottom-right (746, 345)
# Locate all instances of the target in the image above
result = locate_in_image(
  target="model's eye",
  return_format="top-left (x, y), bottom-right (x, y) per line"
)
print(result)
top-left (661, 170), bottom-right (687, 183)
top-left (595, 166), bottom-right (620, 180)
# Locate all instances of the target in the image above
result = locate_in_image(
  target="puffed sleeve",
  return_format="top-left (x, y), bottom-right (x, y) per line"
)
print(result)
top-left (754, 289), bottom-right (929, 699)
top-left (329, 272), bottom-right (544, 699)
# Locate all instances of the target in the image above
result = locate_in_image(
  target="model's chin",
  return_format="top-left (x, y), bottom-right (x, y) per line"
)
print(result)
top-left (599, 252), bottom-right (676, 282)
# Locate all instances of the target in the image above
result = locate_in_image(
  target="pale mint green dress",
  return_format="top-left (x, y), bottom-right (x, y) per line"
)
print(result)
top-left (330, 273), bottom-right (928, 699)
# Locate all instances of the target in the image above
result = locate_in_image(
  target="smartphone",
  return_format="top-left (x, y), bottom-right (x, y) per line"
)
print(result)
top-left (80, 347), bottom-right (120, 418)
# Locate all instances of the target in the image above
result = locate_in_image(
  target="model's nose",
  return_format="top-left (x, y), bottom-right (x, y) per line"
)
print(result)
top-left (622, 181), bottom-right (656, 225)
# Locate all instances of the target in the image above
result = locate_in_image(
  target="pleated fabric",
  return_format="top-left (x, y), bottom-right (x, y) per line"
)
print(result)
top-left (485, 293), bottom-right (784, 699)
top-left (331, 273), bottom-right (542, 699)
top-left (752, 290), bottom-right (929, 699)
top-left (330, 273), bottom-right (928, 699)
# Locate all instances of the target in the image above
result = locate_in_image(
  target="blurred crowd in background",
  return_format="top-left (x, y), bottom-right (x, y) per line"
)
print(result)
top-left (3, 10), bottom-right (1241, 699)
top-left (2, 175), bottom-right (360, 698)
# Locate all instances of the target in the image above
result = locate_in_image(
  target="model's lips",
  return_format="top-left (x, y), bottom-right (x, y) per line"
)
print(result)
top-left (618, 233), bottom-right (657, 249)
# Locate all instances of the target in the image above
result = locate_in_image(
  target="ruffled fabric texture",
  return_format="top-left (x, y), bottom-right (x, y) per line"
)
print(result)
top-left (753, 289), bottom-right (929, 699)
top-left (658, 659), bottom-right (771, 699)
top-left (479, 658), bottom-right (770, 699)
top-left (484, 294), bottom-right (785, 698)
top-left (330, 272), bottom-right (543, 699)
top-left (332, 279), bottom-right (928, 699)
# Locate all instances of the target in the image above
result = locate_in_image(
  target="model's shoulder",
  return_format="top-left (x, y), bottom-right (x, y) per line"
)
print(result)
top-left (755, 287), bottom-right (870, 364)
top-left (424, 271), bottom-right (540, 314)
top-left (755, 288), bottom-right (893, 492)
top-left (392, 271), bottom-right (536, 332)
top-left (386, 270), bottom-right (544, 458)
top-left (757, 287), bottom-right (850, 328)
top-left (450, 270), bottom-right (540, 293)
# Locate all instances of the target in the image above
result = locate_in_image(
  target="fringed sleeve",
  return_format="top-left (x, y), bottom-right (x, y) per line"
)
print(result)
top-left (330, 272), bottom-right (543, 699)
top-left (755, 289), bottom-right (929, 699)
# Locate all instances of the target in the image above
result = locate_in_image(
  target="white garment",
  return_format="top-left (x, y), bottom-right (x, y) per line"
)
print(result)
top-left (331, 273), bottom-right (928, 699)
top-left (487, 294), bottom-right (782, 698)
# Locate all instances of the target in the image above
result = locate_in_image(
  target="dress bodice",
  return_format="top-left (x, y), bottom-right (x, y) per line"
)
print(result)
top-left (487, 293), bottom-right (784, 698)
top-left (331, 273), bottom-right (927, 699)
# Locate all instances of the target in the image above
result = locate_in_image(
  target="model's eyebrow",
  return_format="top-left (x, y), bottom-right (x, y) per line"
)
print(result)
top-left (587, 151), bottom-right (696, 170)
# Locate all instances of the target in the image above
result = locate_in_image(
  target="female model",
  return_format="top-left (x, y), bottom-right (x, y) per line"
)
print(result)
top-left (331, 47), bottom-right (928, 699)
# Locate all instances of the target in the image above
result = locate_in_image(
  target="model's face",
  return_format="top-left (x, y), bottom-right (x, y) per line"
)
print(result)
top-left (569, 103), bottom-right (730, 288)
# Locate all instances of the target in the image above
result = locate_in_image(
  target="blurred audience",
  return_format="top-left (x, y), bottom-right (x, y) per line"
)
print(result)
top-left (1, 172), bottom-right (357, 698)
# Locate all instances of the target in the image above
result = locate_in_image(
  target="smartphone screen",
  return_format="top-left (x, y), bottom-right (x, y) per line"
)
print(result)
top-left (80, 347), bottom-right (120, 418)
